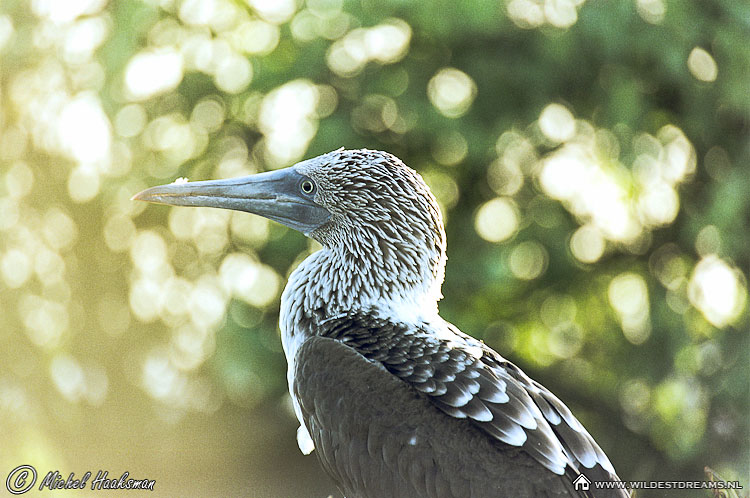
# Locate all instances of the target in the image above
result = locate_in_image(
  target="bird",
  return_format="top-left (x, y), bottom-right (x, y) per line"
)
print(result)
top-left (133, 148), bottom-right (629, 498)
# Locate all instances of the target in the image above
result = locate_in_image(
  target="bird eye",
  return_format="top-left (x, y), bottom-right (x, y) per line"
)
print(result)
top-left (300, 179), bottom-right (315, 195)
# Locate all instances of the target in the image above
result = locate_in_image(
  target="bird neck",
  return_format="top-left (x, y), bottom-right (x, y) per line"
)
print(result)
top-left (279, 241), bottom-right (445, 356)
top-left (291, 244), bottom-right (442, 312)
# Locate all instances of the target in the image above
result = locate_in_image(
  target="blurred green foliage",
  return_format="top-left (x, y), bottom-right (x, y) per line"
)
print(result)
top-left (0, 0), bottom-right (747, 496)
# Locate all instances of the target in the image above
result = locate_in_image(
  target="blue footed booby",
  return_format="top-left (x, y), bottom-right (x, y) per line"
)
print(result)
top-left (134, 149), bottom-right (629, 498)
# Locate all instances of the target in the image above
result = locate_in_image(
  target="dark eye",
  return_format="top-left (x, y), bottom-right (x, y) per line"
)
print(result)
top-left (300, 179), bottom-right (315, 195)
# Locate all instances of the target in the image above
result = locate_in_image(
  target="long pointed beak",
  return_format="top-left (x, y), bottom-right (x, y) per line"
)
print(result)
top-left (132, 167), bottom-right (330, 235)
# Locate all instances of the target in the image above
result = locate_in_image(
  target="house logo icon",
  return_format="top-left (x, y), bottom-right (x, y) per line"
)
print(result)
top-left (573, 474), bottom-right (591, 491)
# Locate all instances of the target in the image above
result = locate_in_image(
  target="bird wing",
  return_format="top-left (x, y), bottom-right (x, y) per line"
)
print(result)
top-left (318, 312), bottom-right (622, 488)
top-left (294, 334), bottom-right (592, 498)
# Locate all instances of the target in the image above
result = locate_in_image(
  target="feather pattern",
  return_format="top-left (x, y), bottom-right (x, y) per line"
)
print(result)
top-left (317, 312), bottom-right (617, 478)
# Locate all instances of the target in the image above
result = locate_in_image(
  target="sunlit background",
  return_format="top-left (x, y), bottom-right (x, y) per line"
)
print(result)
top-left (1, 0), bottom-right (748, 496)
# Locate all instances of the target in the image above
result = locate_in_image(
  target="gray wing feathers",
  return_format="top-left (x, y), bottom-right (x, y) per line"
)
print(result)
top-left (504, 361), bottom-right (617, 475)
top-left (324, 314), bottom-right (619, 481)
top-left (295, 332), bottom-right (622, 497)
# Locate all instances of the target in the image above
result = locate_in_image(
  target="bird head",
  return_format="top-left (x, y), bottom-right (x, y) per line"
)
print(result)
top-left (133, 149), bottom-right (447, 303)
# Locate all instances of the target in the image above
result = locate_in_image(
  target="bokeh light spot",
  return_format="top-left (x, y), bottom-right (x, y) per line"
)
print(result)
top-left (130, 230), bottom-right (169, 274)
top-left (570, 224), bottom-right (605, 263)
top-left (170, 323), bottom-right (215, 371)
top-left (539, 103), bottom-right (576, 143)
top-left (67, 164), bottom-right (101, 203)
top-left (540, 147), bottom-right (639, 242)
top-left (34, 246), bottom-right (66, 285)
top-left (63, 16), bottom-right (109, 64)
top-left (687, 47), bottom-right (718, 83)
top-left (475, 197), bottom-right (519, 243)
top-left (509, 241), bottom-right (548, 280)
top-left (695, 225), bottom-right (720, 257)
top-left (620, 378), bottom-right (651, 416)
top-left (544, 0), bottom-right (578, 29)
top-left (115, 104), bottom-right (148, 138)
top-left (609, 272), bottom-right (651, 344)
top-left (214, 53), bottom-right (253, 94)
top-left (142, 348), bottom-right (183, 400)
top-left (326, 19), bottom-right (411, 77)
top-left (103, 214), bottom-right (136, 252)
top-left (507, 0), bottom-right (585, 29)
top-left (432, 131), bottom-right (468, 166)
top-left (0, 15), bottom-right (13, 52)
top-left (32, 0), bottom-right (107, 24)
top-left (20, 294), bottom-right (68, 348)
top-left (5, 161), bottom-right (34, 199)
top-left (233, 20), bottom-right (280, 56)
top-left (189, 275), bottom-right (229, 329)
top-left (427, 68), bottom-right (477, 118)
top-left (191, 98), bottom-right (226, 133)
top-left (488, 158), bottom-right (524, 196)
top-left (50, 354), bottom-right (85, 402)
top-left (422, 170), bottom-right (460, 212)
top-left (49, 354), bottom-right (108, 405)
top-left (638, 182), bottom-right (678, 226)
top-left (220, 253), bottom-right (281, 308)
top-left (636, 0), bottom-right (665, 24)
top-left (57, 92), bottom-right (112, 163)
top-left (42, 208), bottom-right (78, 251)
top-left (2, 249), bottom-right (32, 288)
top-left (547, 323), bottom-right (583, 359)
top-left (540, 294), bottom-right (577, 328)
top-left (130, 277), bottom-right (163, 323)
top-left (259, 79), bottom-right (319, 166)
top-left (247, 0), bottom-right (297, 24)
top-left (125, 49), bottom-right (184, 101)
top-left (688, 256), bottom-right (746, 328)
top-left (507, 0), bottom-right (545, 28)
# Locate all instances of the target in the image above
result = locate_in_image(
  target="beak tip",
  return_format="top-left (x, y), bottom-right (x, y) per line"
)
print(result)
top-left (131, 190), bottom-right (147, 202)
top-left (132, 185), bottom-right (163, 203)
